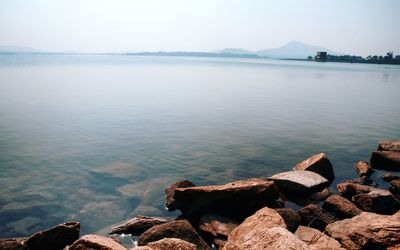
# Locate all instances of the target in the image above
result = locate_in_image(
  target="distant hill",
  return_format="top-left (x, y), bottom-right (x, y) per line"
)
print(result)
top-left (0, 45), bottom-right (41, 53)
top-left (219, 41), bottom-right (340, 59)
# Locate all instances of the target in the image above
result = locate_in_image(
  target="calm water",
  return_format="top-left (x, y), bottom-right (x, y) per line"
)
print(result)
top-left (1, 54), bottom-right (400, 237)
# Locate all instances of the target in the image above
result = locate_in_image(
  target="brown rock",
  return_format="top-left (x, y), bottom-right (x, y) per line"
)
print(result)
top-left (310, 188), bottom-right (332, 202)
top-left (322, 195), bottom-right (362, 219)
top-left (138, 220), bottom-right (210, 250)
top-left (355, 160), bottom-right (374, 177)
top-left (0, 238), bottom-right (28, 250)
top-left (293, 153), bottom-right (335, 181)
top-left (223, 227), bottom-right (310, 250)
top-left (274, 208), bottom-right (301, 233)
top-left (326, 211), bottom-right (400, 250)
top-left (147, 238), bottom-right (196, 250)
top-left (370, 151), bottom-right (400, 171)
top-left (26, 221), bottom-right (80, 250)
top-left (132, 247), bottom-right (153, 250)
top-left (346, 176), bottom-right (375, 186)
top-left (165, 180), bottom-right (195, 211)
top-left (298, 204), bottom-right (334, 231)
top-left (225, 207), bottom-right (286, 248)
top-left (268, 170), bottom-right (329, 194)
top-left (378, 140), bottom-right (400, 152)
top-left (391, 179), bottom-right (400, 194)
top-left (295, 225), bottom-right (344, 250)
top-left (337, 182), bottom-right (400, 214)
top-left (382, 173), bottom-right (400, 182)
top-left (166, 178), bottom-right (279, 220)
top-left (198, 214), bottom-right (238, 238)
top-left (67, 234), bottom-right (127, 250)
top-left (213, 238), bottom-right (227, 249)
top-left (110, 216), bottom-right (170, 235)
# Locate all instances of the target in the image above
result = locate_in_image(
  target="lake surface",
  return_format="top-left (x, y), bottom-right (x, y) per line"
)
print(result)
top-left (1, 54), bottom-right (400, 237)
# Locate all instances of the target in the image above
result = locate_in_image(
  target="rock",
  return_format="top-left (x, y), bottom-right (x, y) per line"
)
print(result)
top-left (147, 238), bottom-right (197, 250)
top-left (298, 204), bottom-right (334, 231)
top-left (355, 160), bottom-right (374, 177)
top-left (67, 234), bottom-right (127, 250)
top-left (269, 170), bottom-right (329, 195)
top-left (346, 176), bottom-right (376, 186)
top-left (382, 173), bottom-right (400, 182)
top-left (326, 211), bottom-right (400, 250)
top-left (322, 195), bottom-right (362, 219)
top-left (0, 238), bottom-right (28, 250)
top-left (274, 208), bottom-right (301, 233)
top-left (213, 238), bottom-right (227, 249)
top-left (293, 153), bottom-right (335, 181)
top-left (310, 188), bottom-right (332, 202)
top-left (165, 180), bottom-right (195, 211)
top-left (138, 220), bottom-right (210, 250)
top-left (370, 151), bottom-right (400, 171)
top-left (225, 207), bottom-right (286, 247)
top-left (25, 221), bottom-right (80, 250)
top-left (198, 214), bottom-right (238, 238)
top-left (133, 247), bottom-right (153, 250)
top-left (166, 178), bottom-right (279, 220)
top-left (295, 225), bottom-right (344, 250)
top-left (390, 179), bottom-right (400, 195)
top-left (223, 227), bottom-right (310, 250)
top-left (110, 216), bottom-right (170, 235)
top-left (378, 140), bottom-right (400, 152)
top-left (337, 182), bottom-right (400, 214)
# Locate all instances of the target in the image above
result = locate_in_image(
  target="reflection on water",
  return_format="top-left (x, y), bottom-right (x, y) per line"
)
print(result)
top-left (0, 54), bottom-right (400, 237)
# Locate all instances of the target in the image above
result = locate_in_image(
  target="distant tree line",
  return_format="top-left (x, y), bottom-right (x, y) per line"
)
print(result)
top-left (307, 52), bottom-right (400, 64)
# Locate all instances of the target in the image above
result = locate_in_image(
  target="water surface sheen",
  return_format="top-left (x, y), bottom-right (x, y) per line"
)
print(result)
top-left (0, 54), bottom-right (399, 236)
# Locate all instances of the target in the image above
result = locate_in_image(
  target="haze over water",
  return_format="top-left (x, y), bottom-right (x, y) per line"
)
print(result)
top-left (0, 54), bottom-right (400, 236)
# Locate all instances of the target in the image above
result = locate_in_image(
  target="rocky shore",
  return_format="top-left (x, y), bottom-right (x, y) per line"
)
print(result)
top-left (1, 140), bottom-right (400, 250)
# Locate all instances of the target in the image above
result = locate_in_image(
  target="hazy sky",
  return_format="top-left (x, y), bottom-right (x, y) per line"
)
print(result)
top-left (0, 0), bottom-right (399, 56)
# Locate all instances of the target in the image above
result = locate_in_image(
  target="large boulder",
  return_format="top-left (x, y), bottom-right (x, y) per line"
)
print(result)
top-left (295, 225), bottom-right (344, 250)
top-left (165, 180), bottom-right (195, 210)
top-left (268, 170), bottom-right (329, 195)
top-left (355, 160), bottom-right (374, 177)
top-left (225, 207), bottom-right (286, 248)
top-left (165, 178), bottom-right (279, 220)
top-left (378, 140), bottom-right (400, 152)
top-left (138, 220), bottom-right (210, 250)
top-left (147, 238), bottom-right (196, 250)
top-left (67, 234), bottom-right (127, 250)
top-left (322, 195), bottom-right (362, 219)
top-left (293, 153), bottom-right (335, 181)
top-left (110, 216), bottom-right (170, 235)
top-left (25, 221), bottom-right (80, 250)
top-left (274, 208), bottom-right (301, 233)
top-left (337, 182), bottom-right (400, 214)
top-left (223, 227), bottom-right (310, 250)
top-left (326, 211), bottom-right (400, 250)
top-left (0, 238), bottom-right (28, 250)
top-left (370, 151), bottom-right (400, 171)
top-left (198, 214), bottom-right (238, 238)
top-left (298, 204), bottom-right (334, 231)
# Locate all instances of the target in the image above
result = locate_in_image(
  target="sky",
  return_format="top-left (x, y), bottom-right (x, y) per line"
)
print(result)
top-left (0, 0), bottom-right (399, 56)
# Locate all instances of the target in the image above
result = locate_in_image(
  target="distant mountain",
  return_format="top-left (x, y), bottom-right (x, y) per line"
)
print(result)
top-left (0, 45), bottom-right (41, 53)
top-left (219, 41), bottom-right (340, 59)
top-left (218, 48), bottom-right (254, 55)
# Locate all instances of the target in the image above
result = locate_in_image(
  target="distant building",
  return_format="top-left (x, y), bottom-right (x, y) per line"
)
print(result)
top-left (315, 51), bottom-right (327, 62)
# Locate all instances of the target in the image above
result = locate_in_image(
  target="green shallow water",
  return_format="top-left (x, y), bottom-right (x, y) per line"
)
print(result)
top-left (0, 54), bottom-right (399, 236)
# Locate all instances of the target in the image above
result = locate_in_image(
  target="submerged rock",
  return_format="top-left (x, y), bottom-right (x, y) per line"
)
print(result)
top-left (26, 221), bottom-right (80, 250)
top-left (110, 216), bottom-right (170, 235)
top-left (268, 170), bottom-right (329, 194)
top-left (322, 195), bottom-right (362, 219)
top-left (165, 178), bottom-right (279, 220)
top-left (370, 151), bottom-right (400, 171)
top-left (147, 238), bottom-right (197, 250)
top-left (274, 208), bottom-right (301, 233)
top-left (138, 220), bottom-right (210, 250)
top-left (198, 214), bottom-right (238, 238)
top-left (355, 160), bottom-right (374, 177)
top-left (298, 204), bottom-right (334, 231)
top-left (337, 182), bottom-right (400, 214)
top-left (326, 211), bottom-right (400, 250)
top-left (0, 237), bottom-right (28, 250)
top-left (293, 153), bottom-right (335, 181)
top-left (378, 140), bottom-right (400, 152)
top-left (295, 226), bottom-right (344, 250)
top-left (223, 227), bottom-right (310, 250)
top-left (67, 234), bottom-right (127, 250)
